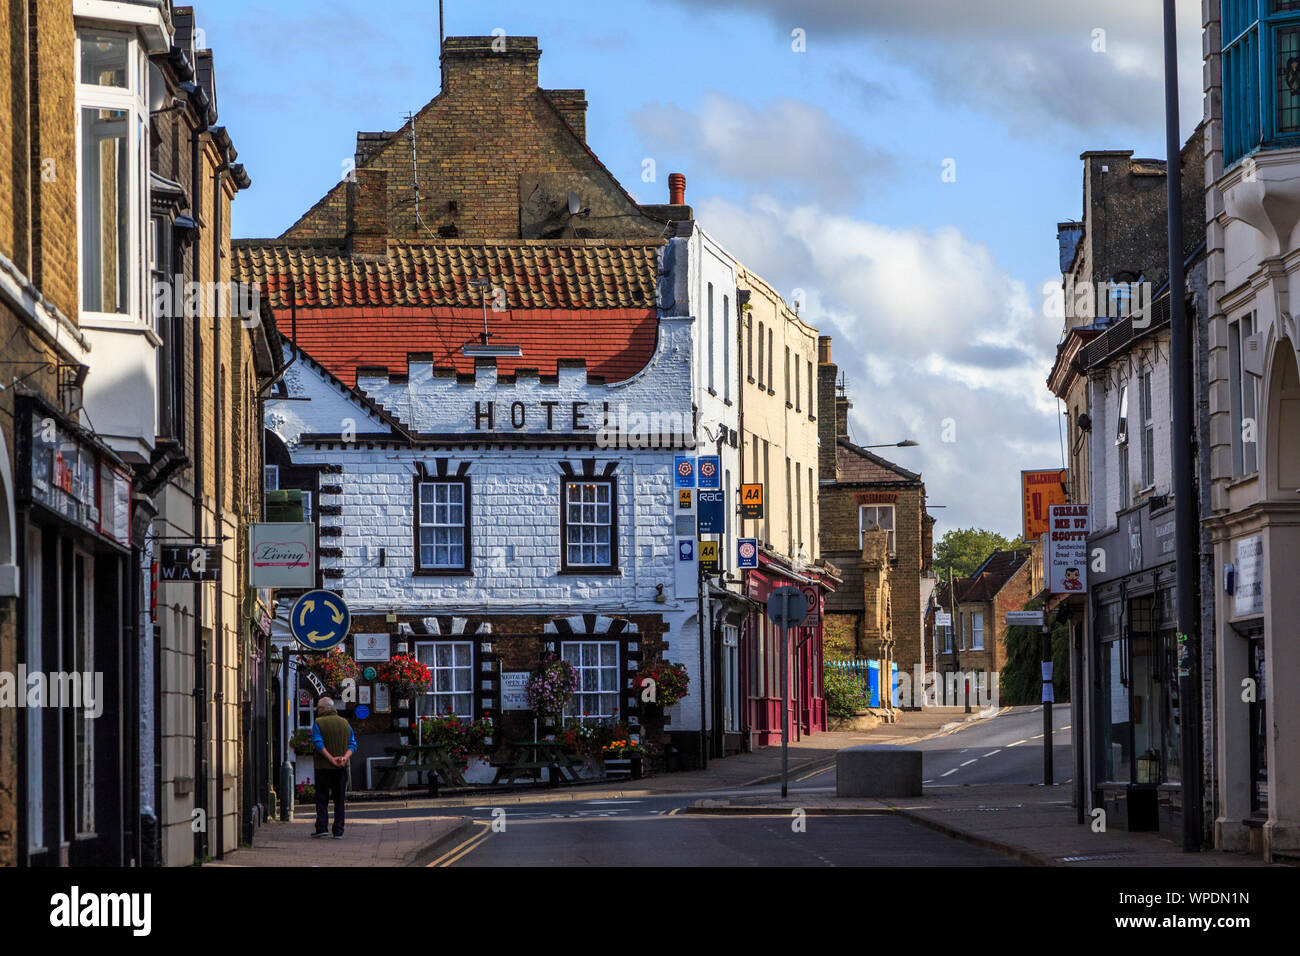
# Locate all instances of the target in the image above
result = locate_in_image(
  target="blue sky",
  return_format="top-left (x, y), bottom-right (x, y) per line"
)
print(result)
top-left (200, 0), bottom-right (1204, 539)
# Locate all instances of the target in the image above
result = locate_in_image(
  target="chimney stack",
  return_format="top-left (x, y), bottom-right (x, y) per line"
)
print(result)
top-left (817, 336), bottom-right (839, 482)
top-left (668, 172), bottom-right (686, 206)
top-left (818, 335), bottom-right (832, 365)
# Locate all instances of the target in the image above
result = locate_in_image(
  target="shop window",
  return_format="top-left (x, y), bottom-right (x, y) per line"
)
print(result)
top-left (416, 478), bottom-right (470, 573)
top-left (1098, 602), bottom-right (1129, 782)
top-left (561, 641), bottom-right (619, 720)
top-left (415, 641), bottom-right (473, 719)
top-left (561, 479), bottom-right (615, 571)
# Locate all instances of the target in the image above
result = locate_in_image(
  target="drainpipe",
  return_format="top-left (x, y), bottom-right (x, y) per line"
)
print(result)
top-left (190, 114), bottom-right (208, 866)
top-left (736, 289), bottom-right (750, 752)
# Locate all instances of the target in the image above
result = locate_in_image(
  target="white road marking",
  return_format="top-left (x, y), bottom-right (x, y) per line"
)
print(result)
top-left (941, 768), bottom-right (959, 777)
top-left (983, 750), bottom-right (1001, 757)
top-left (1008, 739), bottom-right (1028, 747)
top-left (960, 759), bottom-right (977, 767)
top-left (1031, 734), bottom-right (1044, 739)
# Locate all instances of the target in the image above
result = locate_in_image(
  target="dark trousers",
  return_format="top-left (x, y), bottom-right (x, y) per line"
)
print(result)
top-left (315, 767), bottom-right (347, 835)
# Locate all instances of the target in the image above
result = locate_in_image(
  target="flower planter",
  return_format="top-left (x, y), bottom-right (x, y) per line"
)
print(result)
top-left (603, 755), bottom-right (643, 780)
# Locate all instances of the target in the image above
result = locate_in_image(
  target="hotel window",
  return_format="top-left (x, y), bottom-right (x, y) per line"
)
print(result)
top-left (415, 642), bottom-right (474, 719)
top-left (1223, 1), bottom-right (1300, 165)
top-left (416, 479), bottom-right (470, 572)
top-left (707, 282), bottom-right (715, 393)
top-left (762, 440), bottom-right (771, 545)
top-left (767, 328), bottom-right (774, 390)
top-left (747, 318), bottom-right (753, 381)
top-left (562, 479), bottom-right (616, 571)
top-left (1229, 312), bottom-right (1260, 475)
top-left (757, 322), bottom-right (765, 387)
top-left (807, 359), bottom-right (814, 416)
top-left (723, 295), bottom-right (730, 402)
top-left (859, 504), bottom-right (896, 556)
top-left (795, 462), bottom-right (803, 548)
top-left (1139, 370), bottom-right (1155, 489)
top-left (794, 357), bottom-right (801, 411)
top-left (77, 29), bottom-right (149, 321)
top-left (785, 346), bottom-right (791, 405)
top-left (971, 612), bottom-right (984, 650)
top-left (562, 642), bottom-right (619, 720)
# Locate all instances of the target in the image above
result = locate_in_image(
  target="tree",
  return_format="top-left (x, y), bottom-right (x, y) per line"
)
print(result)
top-left (934, 527), bottom-right (1025, 580)
top-left (1001, 599), bottom-right (1070, 705)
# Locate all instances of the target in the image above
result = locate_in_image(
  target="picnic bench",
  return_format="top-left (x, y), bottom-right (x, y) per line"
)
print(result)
top-left (490, 740), bottom-right (586, 786)
top-left (376, 744), bottom-right (468, 792)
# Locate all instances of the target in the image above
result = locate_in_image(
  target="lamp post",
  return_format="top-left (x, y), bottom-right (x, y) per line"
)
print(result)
top-left (861, 440), bottom-right (919, 449)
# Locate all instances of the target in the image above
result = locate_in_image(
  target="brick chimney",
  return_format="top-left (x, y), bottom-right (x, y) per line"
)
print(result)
top-left (440, 36), bottom-right (540, 99)
top-left (817, 335), bottom-right (838, 481)
top-left (545, 89), bottom-right (588, 142)
top-left (348, 167), bottom-right (388, 256)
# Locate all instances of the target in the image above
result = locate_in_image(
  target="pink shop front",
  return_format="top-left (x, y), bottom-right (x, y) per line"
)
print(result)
top-left (740, 549), bottom-right (838, 748)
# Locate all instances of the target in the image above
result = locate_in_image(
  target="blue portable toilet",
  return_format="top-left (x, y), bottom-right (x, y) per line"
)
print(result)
top-left (866, 660), bottom-right (881, 707)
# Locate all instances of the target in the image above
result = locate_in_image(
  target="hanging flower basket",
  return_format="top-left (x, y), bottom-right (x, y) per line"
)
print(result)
top-left (298, 648), bottom-right (360, 695)
top-left (289, 729), bottom-right (316, 756)
top-left (525, 659), bottom-right (578, 724)
top-left (632, 661), bottom-right (689, 708)
top-left (377, 653), bottom-right (432, 698)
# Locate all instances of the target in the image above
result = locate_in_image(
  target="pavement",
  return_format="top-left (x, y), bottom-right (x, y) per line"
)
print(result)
top-left (210, 813), bottom-right (471, 867)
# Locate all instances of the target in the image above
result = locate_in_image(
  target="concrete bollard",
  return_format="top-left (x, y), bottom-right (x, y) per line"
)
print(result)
top-left (836, 745), bottom-right (923, 798)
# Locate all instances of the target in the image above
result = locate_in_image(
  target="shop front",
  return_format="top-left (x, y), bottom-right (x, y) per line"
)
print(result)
top-left (13, 393), bottom-right (135, 866)
top-left (741, 550), bottom-right (834, 748)
top-left (1088, 503), bottom-right (1183, 833)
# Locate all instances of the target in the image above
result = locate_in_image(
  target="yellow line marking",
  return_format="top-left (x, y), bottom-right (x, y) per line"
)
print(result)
top-left (439, 827), bottom-right (493, 867)
top-left (796, 765), bottom-right (834, 782)
top-left (426, 821), bottom-right (490, 867)
top-left (668, 807), bottom-right (683, 816)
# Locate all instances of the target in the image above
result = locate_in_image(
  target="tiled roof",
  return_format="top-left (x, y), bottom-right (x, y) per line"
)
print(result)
top-left (834, 439), bottom-right (921, 483)
top-left (274, 305), bottom-right (659, 386)
top-left (937, 549), bottom-right (1031, 605)
top-left (232, 240), bottom-right (662, 310)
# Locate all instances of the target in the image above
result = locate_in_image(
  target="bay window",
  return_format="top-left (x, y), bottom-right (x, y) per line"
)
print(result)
top-left (77, 29), bottom-right (148, 323)
top-left (1223, 1), bottom-right (1300, 165)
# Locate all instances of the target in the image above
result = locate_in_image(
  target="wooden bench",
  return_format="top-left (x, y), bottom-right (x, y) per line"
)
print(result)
top-left (490, 741), bottom-right (585, 787)
top-left (376, 744), bottom-right (468, 792)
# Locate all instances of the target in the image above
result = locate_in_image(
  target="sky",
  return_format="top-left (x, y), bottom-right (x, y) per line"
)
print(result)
top-left (199, 0), bottom-right (1205, 540)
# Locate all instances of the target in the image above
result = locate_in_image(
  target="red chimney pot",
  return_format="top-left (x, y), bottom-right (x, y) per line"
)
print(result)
top-left (668, 172), bottom-right (686, 206)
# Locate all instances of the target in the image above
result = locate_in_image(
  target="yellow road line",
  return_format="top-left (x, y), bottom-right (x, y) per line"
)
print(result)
top-left (668, 807), bottom-right (683, 816)
top-left (426, 821), bottom-right (491, 867)
top-left (796, 765), bottom-right (834, 782)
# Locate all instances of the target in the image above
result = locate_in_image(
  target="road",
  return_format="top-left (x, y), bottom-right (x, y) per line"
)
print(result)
top-left (342, 706), bottom-right (1068, 866)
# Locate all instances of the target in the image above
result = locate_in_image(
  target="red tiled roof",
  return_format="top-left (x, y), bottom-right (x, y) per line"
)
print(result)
top-left (937, 548), bottom-right (1031, 605)
top-left (276, 306), bottom-right (659, 385)
top-left (232, 240), bottom-right (662, 310)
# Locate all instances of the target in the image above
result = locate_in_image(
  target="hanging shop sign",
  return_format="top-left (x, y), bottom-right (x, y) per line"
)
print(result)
top-left (159, 544), bottom-right (222, 582)
top-left (699, 540), bottom-right (719, 573)
top-left (698, 455), bottom-right (720, 489)
top-left (737, 538), bottom-right (758, 569)
top-left (674, 455), bottom-right (696, 489)
top-left (740, 483), bottom-right (763, 519)
top-left (1021, 469), bottom-right (1068, 542)
top-left (697, 489), bottom-right (725, 534)
top-left (250, 522), bottom-right (316, 588)
top-left (1047, 504), bottom-right (1089, 594)
top-left (1234, 535), bottom-right (1264, 618)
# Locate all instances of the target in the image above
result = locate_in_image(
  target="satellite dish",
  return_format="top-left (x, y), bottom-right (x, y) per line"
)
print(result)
top-left (148, 62), bottom-right (167, 112)
top-left (567, 191), bottom-right (581, 216)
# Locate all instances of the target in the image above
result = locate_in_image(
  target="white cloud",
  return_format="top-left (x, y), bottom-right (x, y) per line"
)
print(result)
top-left (630, 91), bottom-right (898, 203)
top-left (696, 195), bottom-right (1063, 538)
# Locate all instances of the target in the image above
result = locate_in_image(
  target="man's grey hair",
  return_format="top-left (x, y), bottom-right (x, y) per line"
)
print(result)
top-left (317, 697), bottom-right (336, 713)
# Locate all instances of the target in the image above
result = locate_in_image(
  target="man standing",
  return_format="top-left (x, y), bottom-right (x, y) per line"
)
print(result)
top-left (311, 697), bottom-right (357, 839)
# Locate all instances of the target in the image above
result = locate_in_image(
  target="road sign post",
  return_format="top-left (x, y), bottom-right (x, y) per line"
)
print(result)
top-left (1042, 620), bottom-right (1053, 786)
top-left (767, 586), bottom-right (808, 798)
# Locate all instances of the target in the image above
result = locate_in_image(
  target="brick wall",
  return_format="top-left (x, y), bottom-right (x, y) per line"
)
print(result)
top-left (279, 36), bottom-right (666, 244)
